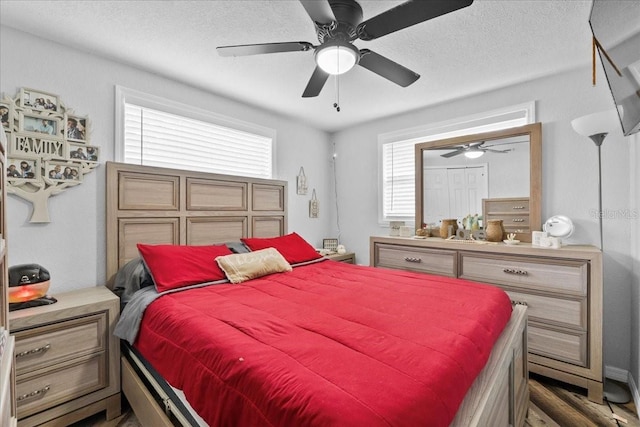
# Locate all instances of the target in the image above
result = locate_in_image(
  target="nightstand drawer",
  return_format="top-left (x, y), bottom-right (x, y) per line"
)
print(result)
top-left (528, 324), bottom-right (587, 367)
top-left (14, 312), bottom-right (106, 376)
top-left (374, 243), bottom-right (456, 277)
top-left (16, 352), bottom-right (107, 419)
top-left (459, 253), bottom-right (588, 296)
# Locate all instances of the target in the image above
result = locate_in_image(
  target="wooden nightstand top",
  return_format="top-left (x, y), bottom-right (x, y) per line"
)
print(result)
top-left (9, 286), bottom-right (118, 331)
top-left (325, 252), bottom-right (356, 263)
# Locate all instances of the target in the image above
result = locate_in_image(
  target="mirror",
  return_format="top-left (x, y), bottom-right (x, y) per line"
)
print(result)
top-left (415, 123), bottom-right (542, 243)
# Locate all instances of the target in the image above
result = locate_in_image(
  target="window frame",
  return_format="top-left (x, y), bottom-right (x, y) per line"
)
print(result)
top-left (378, 101), bottom-right (536, 226)
top-left (115, 86), bottom-right (276, 177)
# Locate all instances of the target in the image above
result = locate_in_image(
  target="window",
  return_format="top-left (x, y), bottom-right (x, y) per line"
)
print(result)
top-left (116, 87), bottom-right (274, 179)
top-left (379, 102), bottom-right (536, 224)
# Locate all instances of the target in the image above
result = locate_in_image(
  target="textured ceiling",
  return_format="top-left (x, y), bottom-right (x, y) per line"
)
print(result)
top-left (0, 0), bottom-right (599, 132)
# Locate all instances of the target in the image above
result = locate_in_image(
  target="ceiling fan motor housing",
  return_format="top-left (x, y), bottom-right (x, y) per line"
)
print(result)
top-left (318, 0), bottom-right (364, 43)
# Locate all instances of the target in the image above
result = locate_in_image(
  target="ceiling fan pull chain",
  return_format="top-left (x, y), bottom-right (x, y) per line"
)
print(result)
top-left (333, 49), bottom-right (341, 112)
top-left (333, 75), bottom-right (341, 112)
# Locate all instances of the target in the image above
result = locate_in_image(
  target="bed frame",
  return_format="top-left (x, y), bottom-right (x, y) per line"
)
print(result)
top-left (105, 161), bottom-right (529, 426)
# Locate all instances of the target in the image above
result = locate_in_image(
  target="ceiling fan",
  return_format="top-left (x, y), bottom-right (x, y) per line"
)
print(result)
top-left (216, 0), bottom-right (474, 98)
top-left (440, 142), bottom-right (513, 159)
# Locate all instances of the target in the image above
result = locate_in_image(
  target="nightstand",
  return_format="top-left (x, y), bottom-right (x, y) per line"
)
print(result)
top-left (325, 252), bottom-right (356, 264)
top-left (9, 287), bottom-right (121, 427)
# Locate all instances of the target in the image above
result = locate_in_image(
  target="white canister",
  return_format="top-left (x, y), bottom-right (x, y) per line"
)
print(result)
top-left (532, 231), bottom-right (548, 246)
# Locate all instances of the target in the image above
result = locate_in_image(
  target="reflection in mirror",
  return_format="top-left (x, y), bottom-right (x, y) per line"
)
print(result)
top-left (422, 135), bottom-right (530, 222)
top-left (415, 123), bottom-right (542, 243)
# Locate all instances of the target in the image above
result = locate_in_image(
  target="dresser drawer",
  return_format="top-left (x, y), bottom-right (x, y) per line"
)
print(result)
top-left (528, 324), bottom-right (587, 367)
top-left (484, 198), bottom-right (530, 213)
top-left (16, 352), bottom-right (107, 419)
top-left (459, 253), bottom-right (588, 295)
top-left (14, 312), bottom-right (106, 376)
top-left (374, 243), bottom-right (456, 277)
top-left (506, 290), bottom-right (586, 329)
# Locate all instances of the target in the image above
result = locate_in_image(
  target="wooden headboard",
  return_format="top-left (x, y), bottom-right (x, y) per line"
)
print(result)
top-left (105, 161), bottom-right (287, 286)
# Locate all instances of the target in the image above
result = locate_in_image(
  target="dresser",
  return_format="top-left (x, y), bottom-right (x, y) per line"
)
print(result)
top-left (9, 287), bottom-right (121, 426)
top-left (370, 236), bottom-right (603, 403)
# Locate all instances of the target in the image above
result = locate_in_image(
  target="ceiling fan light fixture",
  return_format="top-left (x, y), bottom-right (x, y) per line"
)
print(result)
top-left (315, 40), bottom-right (359, 75)
top-left (464, 150), bottom-right (484, 159)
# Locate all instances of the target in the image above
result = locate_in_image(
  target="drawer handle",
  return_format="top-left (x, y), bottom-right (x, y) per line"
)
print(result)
top-left (503, 268), bottom-right (528, 276)
top-left (17, 385), bottom-right (50, 402)
top-left (404, 257), bottom-right (422, 263)
top-left (510, 300), bottom-right (529, 307)
top-left (512, 206), bottom-right (526, 210)
top-left (16, 343), bottom-right (51, 358)
top-left (511, 218), bottom-right (525, 223)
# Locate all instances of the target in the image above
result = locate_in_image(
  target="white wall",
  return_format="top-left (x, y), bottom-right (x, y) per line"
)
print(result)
top-left (331, 66), bottom-right (635, 373)
top-left (0, 25), bottom-right (333, 292)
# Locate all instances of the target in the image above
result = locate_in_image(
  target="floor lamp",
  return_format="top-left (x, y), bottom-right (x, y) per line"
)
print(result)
top-left (571, 109), bottom-right (631, 404)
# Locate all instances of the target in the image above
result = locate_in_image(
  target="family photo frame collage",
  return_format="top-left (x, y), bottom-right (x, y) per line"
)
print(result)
top-left (1, 87), bottom-right (100, 222)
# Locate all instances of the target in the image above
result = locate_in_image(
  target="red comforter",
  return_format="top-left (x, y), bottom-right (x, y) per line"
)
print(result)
top-left (135, 260), bottom-right (512, 427)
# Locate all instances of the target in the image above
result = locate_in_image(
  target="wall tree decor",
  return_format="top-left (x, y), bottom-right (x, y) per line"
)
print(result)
top-left (1, 88), bottom-right (99, 223)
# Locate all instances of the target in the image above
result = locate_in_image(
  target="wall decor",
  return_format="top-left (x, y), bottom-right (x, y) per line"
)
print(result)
top-left (296, 166), bottom-right (308, 195)
top-left (2, 87), bottom-right (99, 223)
top-left (309, 189), bottom-right (319, 218)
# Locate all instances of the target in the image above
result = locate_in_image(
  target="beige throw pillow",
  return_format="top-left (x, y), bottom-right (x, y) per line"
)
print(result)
top-left (216, 247), bottom-right (292, 284)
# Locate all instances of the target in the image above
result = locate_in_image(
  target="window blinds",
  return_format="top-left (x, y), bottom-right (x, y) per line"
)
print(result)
top-left (124, 104), bottom-right (272, 179)
top-left (382, 140), bottom-right (416, 219)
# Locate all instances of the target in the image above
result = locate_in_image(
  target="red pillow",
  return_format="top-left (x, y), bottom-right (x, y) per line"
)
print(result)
top-left (241, 232), bottom-right (322, 265)
top-left (137, 244), bottom-right (233, 292)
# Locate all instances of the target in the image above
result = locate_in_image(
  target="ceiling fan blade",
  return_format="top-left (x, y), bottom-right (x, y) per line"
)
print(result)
top-left (358, 49), bottom-right (420, 87)
top-left (299, 0), bottom-right (336, 25)
top-left (441, 150), bottom-right (463, 158)
top-left (485, 148), bottom-right (512, 154)
top-left (217, 42), bottom-right (314, 57)
top-left (302, 67), bottom-right (330, 98)
top-left (357, 0), bottom-right (474, 41)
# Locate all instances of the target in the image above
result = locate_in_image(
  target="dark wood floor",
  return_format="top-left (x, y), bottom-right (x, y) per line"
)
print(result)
top-left (73, 374), bottom-right (639, 427)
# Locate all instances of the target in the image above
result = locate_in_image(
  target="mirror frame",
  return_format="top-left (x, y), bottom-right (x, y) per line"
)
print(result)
top-left (415, 122), bottom-right (542, 241)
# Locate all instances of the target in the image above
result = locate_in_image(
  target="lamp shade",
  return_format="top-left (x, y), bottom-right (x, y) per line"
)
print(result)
top-left (571, 109), bottom-right (620, 137)
top-left (315, 41), bottom-right (359, 75)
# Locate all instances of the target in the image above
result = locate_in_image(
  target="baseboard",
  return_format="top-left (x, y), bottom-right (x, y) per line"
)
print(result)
top-left (605, 365), bottom-right (629, 383)
top-left (629, 373), bottom-right (640, 422)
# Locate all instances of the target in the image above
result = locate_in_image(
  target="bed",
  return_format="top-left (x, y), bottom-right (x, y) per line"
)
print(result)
top-left (105, 161), bottom-right (528, 426)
